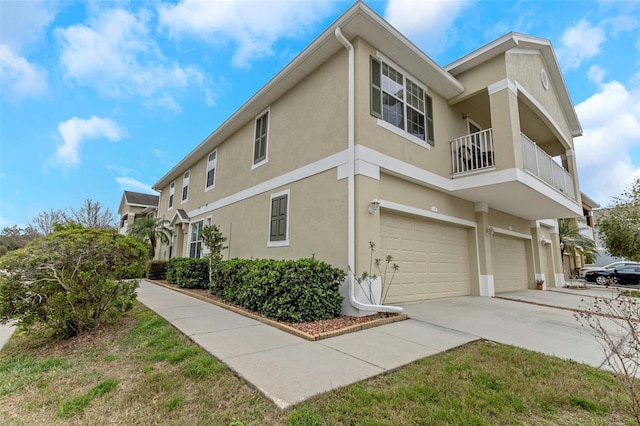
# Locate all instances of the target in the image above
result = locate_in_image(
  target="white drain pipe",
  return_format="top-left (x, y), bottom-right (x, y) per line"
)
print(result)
top-left (335, 27), bottom-right (402, 314)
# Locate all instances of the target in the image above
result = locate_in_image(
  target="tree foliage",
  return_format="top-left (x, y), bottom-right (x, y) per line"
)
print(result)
top-left (0, 228), bottom-right (147, 339)
top-left (127, 217), bottom-right (172, 259)
top-left (0, 225), bottom-right (40, 252)
top-left (598, 179), bottom-right (640, 261)
top-left (68, 199), bottom-right (116, 229)
top-left (29, 208), bottom-right (68, 236)
top-left (558, 218), bottom-right (598, 264)
top-left (201, 224), bottom-right (228, 285)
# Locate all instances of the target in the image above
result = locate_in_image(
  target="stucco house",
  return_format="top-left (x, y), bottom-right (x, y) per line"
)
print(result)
top-left (118, 191), bottom-right (160, 235)
top-left (152, 2), bottom-right (584, 312)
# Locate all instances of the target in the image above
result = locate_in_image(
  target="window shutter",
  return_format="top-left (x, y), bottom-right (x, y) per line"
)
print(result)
top-left (370, 57), bottom-right (382, 118)
top-left (269, 195), bottom-right (287, 241)
top-left (426, 95), bottom-right (434, 146)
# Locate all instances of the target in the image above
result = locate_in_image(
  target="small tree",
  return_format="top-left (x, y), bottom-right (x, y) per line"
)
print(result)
top-left (558, 218), bottom-right (598, 264)
top-left (598, 179), bottom-right (640, 261)
top-left (29, 208), bottom-right (69, 236)
top-left (201, 224), bottom-right (228, 286)
top-left (127, 217), bottom-right (172, 259)
top-left (351, 241), bottom-right (399, 305)
top-left (69, 199), bottom-right (116, 229)
top-left (576, 296), bottom-right (640, 423)
top-left (0, 228), bottom-right (147, 339)
top-left (0, 224), bottom-right (41, 250)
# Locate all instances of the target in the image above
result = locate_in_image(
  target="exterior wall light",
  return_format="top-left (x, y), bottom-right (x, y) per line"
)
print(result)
top-left (368, 198), bottom-right (381, 215)
top-left (540, 237), bottom-right (551, 246)
top-left (487, 226), bottom-right (495, 235)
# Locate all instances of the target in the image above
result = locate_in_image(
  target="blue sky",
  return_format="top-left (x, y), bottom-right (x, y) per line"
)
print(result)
top-left (1, 0), bottom-right (639, 228)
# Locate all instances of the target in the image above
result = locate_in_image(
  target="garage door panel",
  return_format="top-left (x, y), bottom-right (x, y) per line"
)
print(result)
top-left (492, 235), bottom-right (528, 292)
top-left (381, 213), bottom-right (471, 303)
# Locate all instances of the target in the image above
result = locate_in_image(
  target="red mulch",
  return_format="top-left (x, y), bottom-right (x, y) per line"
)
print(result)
top-left (153, 281), bottom-right (398, 336)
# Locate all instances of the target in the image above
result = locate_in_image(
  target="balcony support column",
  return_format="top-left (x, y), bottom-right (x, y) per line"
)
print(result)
top-left (488, 81), bottom-right (522, 170)
top-left (474, 202), bottom-right (495, 297)
top-left (562, 149), bottom-right (582, 205)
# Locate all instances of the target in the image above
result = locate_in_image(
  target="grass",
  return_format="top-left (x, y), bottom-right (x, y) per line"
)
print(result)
top-left (0, 302), bottom-right (637, 425)
top-left (621, 289), bottom-right (640, 298)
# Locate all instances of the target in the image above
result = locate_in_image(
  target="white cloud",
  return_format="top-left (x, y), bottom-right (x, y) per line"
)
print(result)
top-left (55, 116), bottom-right (126, 168)
top-left (0, 0), bottom-right (56, 51)
top-left (587, 65), bottom-right (606, 84)
top-left (384, 0), bottom-right (470, 55)
top-left (575, 80), bottom-right (640, 206)
top-left (55, 8), bottom-right (207, 108)
top-left (557, 20), bottom-right (606, 70)
top-left (0, 44), bottom-right (47, 98)
top-left (116, 177), bottom-right (153, 193)
top-left (158, 0), bottom-right (335, 68)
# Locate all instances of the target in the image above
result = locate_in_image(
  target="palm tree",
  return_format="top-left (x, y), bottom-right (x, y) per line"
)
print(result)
top-left (127, 217), bottom-right (172, 259)
top-left (558, 218), bottom-right (598, 265)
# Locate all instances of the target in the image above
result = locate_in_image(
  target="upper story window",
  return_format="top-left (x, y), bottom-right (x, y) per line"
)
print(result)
top-left (181, 170), bottom-right (190, 203)
top-left (168, 182), bottom-right (175, 209)
top-left (205, 150), bottom-right (217, 190)
top-left (370, 56), bottom-right (434, 146)
top-left (253, 109), bottom-right (269, 168)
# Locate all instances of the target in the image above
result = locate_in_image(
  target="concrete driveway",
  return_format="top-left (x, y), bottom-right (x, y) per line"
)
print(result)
top-left (400, 288), bottom-right (627, 371)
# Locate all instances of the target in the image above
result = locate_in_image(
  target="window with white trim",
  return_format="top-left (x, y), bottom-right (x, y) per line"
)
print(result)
top-left (371, 56), bottom-right (434, 145)
top-left (205, 150), bottom-right (217, 190)
top-left (189, 220), bottom-right (203, 258)
top-left (253, 110), bottom-right (269, 166)
top-left (181, 170), bottom-right (190, 203)
top-left (268, 190), bottom-right (289, 246)
top-left (168, 182), bottom-right (175, 209)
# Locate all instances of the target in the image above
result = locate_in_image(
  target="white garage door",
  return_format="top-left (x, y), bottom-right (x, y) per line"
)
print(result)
top-left (491, 235), bottom-right (529, 292)
top-left (380, 213), bottom-right (471, 303)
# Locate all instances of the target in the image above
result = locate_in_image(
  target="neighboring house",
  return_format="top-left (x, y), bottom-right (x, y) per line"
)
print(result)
top-left (562, 192), bottom-right (599, 277)
top-left (117, 191), bottom-right (160, 235)
top-left (152, 3), bottom-right (584, 312)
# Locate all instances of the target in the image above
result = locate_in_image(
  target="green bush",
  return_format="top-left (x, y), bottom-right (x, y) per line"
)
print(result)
top-left (146, 260), bottom-right (168, 280)
top-left (210, 258), bottom-right (344, 323)
top-left (0, 228), bottom-right (147, 339)
top-left (167, 258), bottom-right (209, 289)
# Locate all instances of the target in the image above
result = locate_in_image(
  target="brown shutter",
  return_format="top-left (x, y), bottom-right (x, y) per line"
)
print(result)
top-left (370, 57), bottom-right (382, 118)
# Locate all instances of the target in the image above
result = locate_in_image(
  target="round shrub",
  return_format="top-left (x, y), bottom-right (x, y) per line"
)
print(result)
top-left (0, 228), bottom-right (148, 339)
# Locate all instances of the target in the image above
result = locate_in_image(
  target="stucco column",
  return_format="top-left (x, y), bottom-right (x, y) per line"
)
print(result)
top-left (474, 202), bottom-right (495, 296)
top-left (562, 149), bottom-right (582, 205)
top-left (488, 81), bottom-right (522, 170)
top-left (549, 227), bottom-right (565, 287)
top-left (530, 222), bottom-right (544, 283)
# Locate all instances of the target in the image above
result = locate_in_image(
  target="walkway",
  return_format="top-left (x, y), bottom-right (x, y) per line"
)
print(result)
top-left (137, 280), bottom-right (477, 409)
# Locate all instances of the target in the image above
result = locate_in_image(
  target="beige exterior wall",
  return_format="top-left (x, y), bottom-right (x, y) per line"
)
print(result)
top-left (506, 52), bottom-right (573, 143)
top-left (157, 49), bottom-right (348, 220)
top-left (353, 38), bottom-right (466, 179)
top-left (452, 55), bottom-right (507, 101)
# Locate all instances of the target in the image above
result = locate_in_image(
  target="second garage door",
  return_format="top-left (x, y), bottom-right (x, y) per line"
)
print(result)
top-left (491, 235), bottom-right (529, 292)
top-left (380, 213), bottom-right (471, 303)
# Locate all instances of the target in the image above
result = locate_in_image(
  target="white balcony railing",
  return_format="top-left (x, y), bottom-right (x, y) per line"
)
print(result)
top-left (451, 128), bottom-right (495, 175)
top-left (521, 133), bottom-right (576, 200)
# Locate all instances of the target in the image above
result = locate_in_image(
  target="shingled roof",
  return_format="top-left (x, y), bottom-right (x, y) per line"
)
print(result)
top-left (123, 191), bottom-right (159, 207)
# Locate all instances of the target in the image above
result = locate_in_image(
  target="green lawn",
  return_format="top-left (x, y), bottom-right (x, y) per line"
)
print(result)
top-left (0, 302), bottom-right (636, 425)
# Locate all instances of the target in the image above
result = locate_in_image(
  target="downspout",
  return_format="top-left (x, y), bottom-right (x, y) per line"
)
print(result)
top-left (335, 27), bottom-right (403, 314)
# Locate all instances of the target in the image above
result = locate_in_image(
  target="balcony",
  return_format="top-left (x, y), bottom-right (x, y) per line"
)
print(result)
top-left (448, 128), bottom-right (581, 220)
top-left (521, 134), bottom-right (576, 201)
top-left (450, 129), bottom-right (495, 175)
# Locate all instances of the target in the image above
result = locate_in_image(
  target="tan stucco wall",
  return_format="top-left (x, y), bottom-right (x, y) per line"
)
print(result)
top-left (157, 49), bottom-right (348, 220)
top-left (506, 52), bottom-right (573, 143)
top-left (451, 55), bottom-right (507, 101)
top-left (162, 169), bottom-right (348, 268)
top-left (353, 38), bottom-right (467, 179)
top-left (488, 208), bottom-right (531, 235)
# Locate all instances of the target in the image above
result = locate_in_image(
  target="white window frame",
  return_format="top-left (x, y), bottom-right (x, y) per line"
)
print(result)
top-left (205, 150), bottom-right (217, 191)
top-left (181, 170), bottom-right (190, 204)
top-left (252, 108), bottom-right (270, 169)
top-left (189, 220), bottom-right (203, 259)
top-left (267, 189), bottom-right (290, 247)
top-left (202, 216), bottom-right (212, 255)
top-left (374, 53), bottom-right (432, 149)
top-left (168, 181), bottom-right (175, 210)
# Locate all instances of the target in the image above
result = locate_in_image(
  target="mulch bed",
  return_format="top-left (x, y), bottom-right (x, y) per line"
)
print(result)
top-left (148, 280), bottom-right (407, 341)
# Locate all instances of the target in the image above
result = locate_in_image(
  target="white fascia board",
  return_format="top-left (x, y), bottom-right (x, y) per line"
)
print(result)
top-left (380, 199), bottom-right (476, 228)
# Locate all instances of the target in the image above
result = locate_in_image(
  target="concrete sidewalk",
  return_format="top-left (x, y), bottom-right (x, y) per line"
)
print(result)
top-left (0, 323), bottom-right (16, 352)
top-left (136, 280), bottom-right (477, 409)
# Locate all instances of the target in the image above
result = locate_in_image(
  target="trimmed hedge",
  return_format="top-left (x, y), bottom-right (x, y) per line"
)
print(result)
top-left (146, 260), bottom-right (168, 280)
top-left (166, 258), bottom-right (209, 289)
top-left (210, 258), bottom-right (345, 323)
